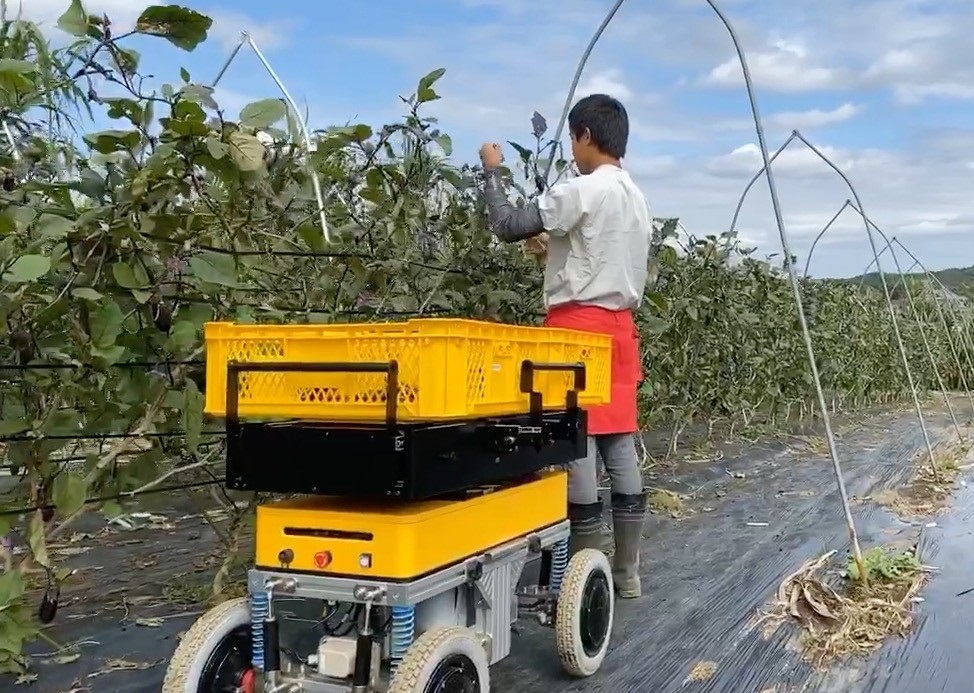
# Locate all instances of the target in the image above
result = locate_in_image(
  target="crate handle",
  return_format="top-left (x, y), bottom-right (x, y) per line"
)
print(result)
top-left (519, 360), bottom-right (586, 418)
top-left (225, 360), bottom-right (400, 427)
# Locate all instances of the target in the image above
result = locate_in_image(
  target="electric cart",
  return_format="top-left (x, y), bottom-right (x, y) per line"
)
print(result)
top-left (163, 319), bottom-right (617, 692)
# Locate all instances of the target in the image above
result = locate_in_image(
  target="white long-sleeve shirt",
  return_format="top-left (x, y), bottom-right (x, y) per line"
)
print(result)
top-left (536, 165), bottom-right (653, 311)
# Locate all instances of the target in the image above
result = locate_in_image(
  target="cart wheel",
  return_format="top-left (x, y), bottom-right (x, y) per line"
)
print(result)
top-left (389, 626), bottom-right (490, 693)
top-left (163, 597), bottom-right (255, 693)
top-left (555, 548), bottom-right (614, 678)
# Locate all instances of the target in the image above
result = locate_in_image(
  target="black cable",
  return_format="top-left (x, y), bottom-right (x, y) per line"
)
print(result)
top-left (138, 234), bottom-right (471, 274)
top-left (0, 429), bottom-right (224, 443)
top-left (0, 360), bottom-right (204, 370)
top-left (0, 478), bottom-right (220, 517)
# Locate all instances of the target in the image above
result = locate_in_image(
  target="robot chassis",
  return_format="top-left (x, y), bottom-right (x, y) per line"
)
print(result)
top-left (163, 360), bottom-right (616, 692)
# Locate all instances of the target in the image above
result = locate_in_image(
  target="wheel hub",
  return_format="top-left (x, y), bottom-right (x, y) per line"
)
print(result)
top-left (579, 570), bottom-right (611, 657)
top-left (196, 624), bottom-right (253, 693)
top-left (423, 653), bottom-right (481, 693)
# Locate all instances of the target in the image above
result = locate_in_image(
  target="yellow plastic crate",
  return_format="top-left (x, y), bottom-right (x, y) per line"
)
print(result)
top-left (203, 318), bottom-right (612, 422)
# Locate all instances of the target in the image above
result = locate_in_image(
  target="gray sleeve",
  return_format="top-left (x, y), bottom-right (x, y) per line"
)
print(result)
top-left (481, 169), bottom-right (546, 242)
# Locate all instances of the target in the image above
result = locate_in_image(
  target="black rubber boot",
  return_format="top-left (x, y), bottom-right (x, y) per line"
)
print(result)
top-left (610, 491), bottom-right (647, 599)
top-left (568, 500), bottom-right (607, 558)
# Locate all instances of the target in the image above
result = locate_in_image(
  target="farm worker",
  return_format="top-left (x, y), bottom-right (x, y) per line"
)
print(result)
top-left (478, 93), bottom-right (652, 599)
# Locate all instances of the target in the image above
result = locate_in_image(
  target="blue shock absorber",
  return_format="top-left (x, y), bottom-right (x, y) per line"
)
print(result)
top-left (549, 538), bottom-right (570, 593)
top-left (250, 591), bottom-right (269, 669)
top-left (389, 605), bottom-right (415, 671)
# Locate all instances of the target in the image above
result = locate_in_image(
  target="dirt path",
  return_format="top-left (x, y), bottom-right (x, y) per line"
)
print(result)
top-left (4, 402), bottom-right (972, 693)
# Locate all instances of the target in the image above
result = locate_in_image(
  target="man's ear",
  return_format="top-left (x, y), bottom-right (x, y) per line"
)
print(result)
top-left (579, 128), bottom-right (593, 145)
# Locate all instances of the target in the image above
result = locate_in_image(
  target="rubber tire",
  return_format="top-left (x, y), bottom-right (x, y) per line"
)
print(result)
top-left (556, 548), bottom-right (614, 678)
top-left (162, 597), bottom-right (252, 693)
top-left (388, 626), bottom-right (490, 692)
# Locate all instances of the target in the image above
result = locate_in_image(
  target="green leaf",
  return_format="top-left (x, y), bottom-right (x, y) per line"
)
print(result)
top-left (11, 206), bottom-right (35, 231)
top-left (182, 379), bottom-right (204, 453)
top-left (3, 255), bottom-right (51, 283)
top-left (177, 84), bottom-right (217, 110)
top-left (227, 130), bottom-right (266, 172)
top-left (508, 141), bottom-right (533, 163)
top-left (71, 287), bottom-right (103, 301)
top-left (0, 419), bottom-right (28, 436)
top-left (435, 134), bottom-right (453, 156)
top-left (417, 68), bottom-right (446, 103)
top-left (0, 568), bottom-right (25, 608)
top-left (91, 344), bottom-right (126, 367)
top-left (83, 129), bottom-right (142, 155)
top-left (111, 261), bottom-right (149, 289)
top-left (645, 291), bottom-right (668, 313)
top-left (135, 5), bottom-right (213, 51)
top-left (90, 299), bottom-right (124, 348)
top-left (205, 136), bottom-right (229, 160)
top-left (0, 59), bottom-right (37, 75)
top-left (239, 99), bottom-right (287, 129)
top-left (296, 219), bottom-right (325, 253)
top-left (166, 319), bottom-right (197, 350)
top-left (642, 316), bottom-right (670, 334)
top-left (56, 0), bottom-right (90, 36)
top-left (114, 47), bottom-right (140, 74)
top-left (102, 97), bottom-right (144, 125)
top-left (77, 168), bottom-right (107, 200)
top-left (28, 513), bottom-right (49, 568)
top-left (100, 500), bottom-right (123, 520)
top-left (35, 214), bottom-right (73, 240)
top-left (0, 211), bottom-right (14, 236)
top-left (42, 409), bottom-right (81, 436)
top-left (188, 253), bottom-right (238, 287)
top-left (53, 472), bottom-right (88, 517)
top-left (327, 124), bottom-right (368, 143)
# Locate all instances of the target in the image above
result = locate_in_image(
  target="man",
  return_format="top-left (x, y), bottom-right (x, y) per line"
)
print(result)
top-left (478, 93), bottom-right (652, 599)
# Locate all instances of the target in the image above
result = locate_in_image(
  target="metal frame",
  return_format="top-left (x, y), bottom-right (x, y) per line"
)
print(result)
top-left (248, 520), bottom-right (570, 692)
top-left (211, 32), bottom-right (330, 243)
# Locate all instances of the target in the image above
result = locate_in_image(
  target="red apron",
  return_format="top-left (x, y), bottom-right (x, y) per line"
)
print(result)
top-left (544, 303), bottom-right (641, 435)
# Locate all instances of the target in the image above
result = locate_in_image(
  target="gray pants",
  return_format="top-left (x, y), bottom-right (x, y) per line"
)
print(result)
top-left (568, 434), bottom-right (643, 504)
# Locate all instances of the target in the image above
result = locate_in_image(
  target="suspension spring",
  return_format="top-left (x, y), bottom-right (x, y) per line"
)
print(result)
top-left (389, 605), bottom-right (415, 671)
top-left (250, 591), bottom-right (269, 669)
top-left (549, 538), bottom-right (569, 593)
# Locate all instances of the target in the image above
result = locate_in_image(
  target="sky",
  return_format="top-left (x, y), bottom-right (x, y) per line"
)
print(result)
top-left (21, 0), bottom-right (974, 278)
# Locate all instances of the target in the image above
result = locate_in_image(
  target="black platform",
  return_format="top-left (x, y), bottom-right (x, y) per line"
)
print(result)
top-left (223, 358), bottom-right (589, 500)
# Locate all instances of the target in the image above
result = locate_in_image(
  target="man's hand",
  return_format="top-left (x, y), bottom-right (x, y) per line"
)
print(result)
top-left (479, 142), bottom-right (504, 171)
top-left (524, 232), bottom-right (548, 259)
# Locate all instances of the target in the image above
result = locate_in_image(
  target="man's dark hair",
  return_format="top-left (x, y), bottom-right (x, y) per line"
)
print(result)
top-left (567, 94), bottom-right (629, 159)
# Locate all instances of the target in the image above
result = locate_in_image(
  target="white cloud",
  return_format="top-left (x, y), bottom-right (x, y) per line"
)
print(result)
top-left (895, 82), bottom-right (974, 104)
top-left (767, 103), bottom-right (863, 129)
top-left (865, 48), bottom-right (927, 80)
top-left (19, 0), bottom-right (142, 29)
top-left (704, 37), bottom-right (850, 92)
top-left (576, 69), bottom-right (634, 101)
top-left (19, 1), bottom-right (287, 52)
top-left (717, 103), bottom-right (865, 133)
top-left (205, 10), bottom-right (291, 51)
top-left (626, 155), bottom-right (679, 179)
top-left (706, 142), bottom-right (856, 178)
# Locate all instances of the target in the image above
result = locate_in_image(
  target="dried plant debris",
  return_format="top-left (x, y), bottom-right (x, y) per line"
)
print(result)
top-left (866, 442), bottom-right (972, 518)
top-left (648, 488), bottom-right (691, 518)
top-left (685, 660), bottom-right (718, 683)
top-left (758, 546), bottom-right (929, 669)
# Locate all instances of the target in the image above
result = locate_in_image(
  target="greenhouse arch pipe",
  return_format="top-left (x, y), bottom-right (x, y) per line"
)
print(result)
top-left (726, 129), bottom-right (939, 477)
